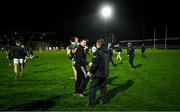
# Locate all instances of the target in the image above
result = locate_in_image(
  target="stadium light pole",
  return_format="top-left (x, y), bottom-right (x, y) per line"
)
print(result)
top-left (100, 5), bottom-right (112, 42)
top-left (153, 25), bottom-right (156, 49)
top-left (165, 24), bottom-right (168, 49)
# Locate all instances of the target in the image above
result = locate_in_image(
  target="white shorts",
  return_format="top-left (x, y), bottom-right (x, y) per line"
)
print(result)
top-left (13, 58), bottom-right (23, 64)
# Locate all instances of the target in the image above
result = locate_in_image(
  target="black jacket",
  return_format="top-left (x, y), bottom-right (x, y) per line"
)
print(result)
top-left (74, 45), bottom-right (87, 67)
top-left (12, 47), bottom-right (26, 59)
top-left (90, 48), bottom-right (109, 78)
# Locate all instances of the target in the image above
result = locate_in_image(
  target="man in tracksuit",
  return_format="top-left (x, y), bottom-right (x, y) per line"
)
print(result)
top-left (74, 39), bottom-right (89, 97)
top-left (128, 44), bottom-right (135, 70)
top-left (87, 39), bottom-right (109, 106)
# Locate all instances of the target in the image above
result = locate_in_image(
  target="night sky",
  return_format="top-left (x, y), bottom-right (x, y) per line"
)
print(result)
top-left (0, 0), bottom-right (179, 42)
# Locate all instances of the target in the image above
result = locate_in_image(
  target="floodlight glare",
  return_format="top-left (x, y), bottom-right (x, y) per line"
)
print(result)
top-left (101, 6), bottom-right (112, 18)
top-left (99, 4), bottom-right (113, 41)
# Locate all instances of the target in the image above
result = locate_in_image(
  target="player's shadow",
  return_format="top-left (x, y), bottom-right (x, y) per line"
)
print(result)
top-left (33, 68), bottom-right (57, 73)
top-left (84, 76), bottom-right (119, 96)
top-left (4, 95), bottom-right (61, 111)
top-left (134, 64), bottom-right (143, 69)
top-left (108, 80), bottom-right (134, 101)
top-left (114, 62), bottom-right (123, 66)
top-left (107, 76), bottom-right (119, 86)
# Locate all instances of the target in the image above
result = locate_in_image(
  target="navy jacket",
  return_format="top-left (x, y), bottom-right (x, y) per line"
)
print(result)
top-left (90, 48), bottom-right (109, 78)
top-left (12, 47), bottom-right (26, 59)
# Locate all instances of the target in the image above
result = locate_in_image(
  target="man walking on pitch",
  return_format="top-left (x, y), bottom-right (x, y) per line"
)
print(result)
top-left (11, 41), bottom-right (26, 78)
top-left (128, 43), bottom-right (135, 70)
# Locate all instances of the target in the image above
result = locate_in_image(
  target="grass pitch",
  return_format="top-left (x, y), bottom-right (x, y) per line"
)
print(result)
top-left (0, 49), bottom-right (180, 111)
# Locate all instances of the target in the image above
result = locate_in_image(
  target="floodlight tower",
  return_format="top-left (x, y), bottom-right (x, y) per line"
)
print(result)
top-left (100, 5), bottom-right (113, 41)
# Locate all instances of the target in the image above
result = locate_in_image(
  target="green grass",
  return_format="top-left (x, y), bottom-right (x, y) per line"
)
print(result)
top-left (0, 49), bottom-right (180, 111)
